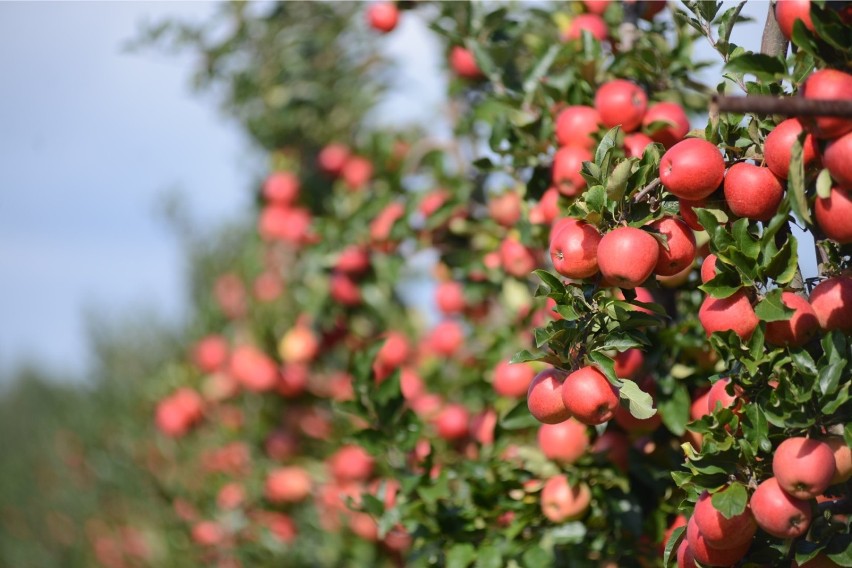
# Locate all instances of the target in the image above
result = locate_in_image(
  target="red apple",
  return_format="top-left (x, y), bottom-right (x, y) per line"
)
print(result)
top-left (706, 377), bottom-right (742, 414)
top-left (816, 186), bottom-right (852, 244)
top-left (266, 466), bottom-right (312, 503)
top-left (341, 156), bottom-right (373, 190)
top-left (258, 205), bottom-right (313, 244)
top-left (660, 138), bottom-right (725, 200)
top-left (191, 521), bottom-right (223, 546)
top-left (649, 216), bottom-right (696, 276)
top-left (450, 46), bottom-right (483, 79)
top-left (549, 218), bottom-right (601, 279)
top-left (230, 345), bottom-right (278, 392)
top-left (399, 367), bottom-right (424, 400)
top-left (493, 360), bottom-right (536, 398)
top-left (435, 403), bottom-right (470, 440)
top-left (470, 409), bottom-right (497, 446)
top-left (614, 348), bottom-right (644, 379)
top-left (764, 118), bottom-right (818, 180)
top-left (700, 253), bottom-right (717, 284)
top-left (592, 429), bottom-right (629, 471)
top-left (499, 236), bottom-right (537, 278)
top-left (330, 271), bottom-right (362, 306)
top-left (489, 191), bottom-right (522, 227)
top-left (810, 276), bottom-right (852, 332)
top-left (538, 418), bottom-right (589, 463)
top-left (597, 227), bottom-right (660, 288)
top-left (376, 331), bottom-right (410, 369)
top-left (329, 445), bottom-right (374, 483)
top-left (751, 477), bottom-right (813, 539)
top-left (278, 363), bottom-right (309, 398)
top-left (724, 162), bottom-right (784, 222)
top-left (555, 105), bottom-right (601, 149)
top-left (824, 436), bottom-right (852, 484)
top-left (370, 201), bottom-right (406, 245)
top-left (435, 280), bottom-right (465, 315)
top-left (254, 271), bottom-right (283, 302)
top-left (217, 483), bottom-right (245, 510)
top-left (582, 0), bottom-right (611, 15)
top-left (318, 143), bottom-right (350, 176)
top-left (678, 198), bottom-right (707, 231)
top-left (336, 245), bottom-right (371, 275)
top-left (765, 291), bottom-right (820, 346)
top-left (698, 290), bottom-right (759, 339)
top-left (801, 69), bottom-right (852, 139)
top-left (428, 320), bottom-right (464, 357)
top-left (562, 13), bottom-right (608, 42)
top-left (263, 171), bottom-right (300, 205)
top-left (419, 189), bottom-right (449, 217)
top-left (552, 146), bottom-right (592, 197)
top-left (693, 489), bottom-right (757, 549)
top-left (561, 366), bottom-right (619, 426)
top-left (594, 80), bottom-right (647, 133)
top-left (527, 368), bottom-right (571, 424)
top-left (776, 0), bottom-right (815, 40)
top-left (192, 335), bottom-right (229, 374)
top-left (824, 130), bottom-right (852, 189)
top-left (366, 2), bottom-right (399, 33)
top-left (540, 474), bottom-right (592, 522)
top-left (534, 187), bottom-right (561, 225)
top-left (773, 437), bottom-right (836, 499)
top-left (676, 540), bottom-right (697, 568)
top-left (685, 516), bottom-right (751, 567)
top-left (624, 132), bottom-right (654, 158)
top-left (642, 102), bottom-right (690, 149)
top-left (279, 323), bottom-right (319, 364)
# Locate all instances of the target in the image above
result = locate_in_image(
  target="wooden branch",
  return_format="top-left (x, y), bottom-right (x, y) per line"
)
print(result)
top-left (760, 1), bottom-right (788, 58)
top-left (712, 95), bottom-right (852, 118)
top-left (632, 178), bottom-right (660, 203)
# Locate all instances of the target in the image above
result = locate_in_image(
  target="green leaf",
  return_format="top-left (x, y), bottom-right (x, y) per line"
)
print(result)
top-left (663, 526), bottom-right (685, 567)
top-left (754, 289), bottom-right (796, 322)
top-left (500, 401), bottom-right (539, 430)
top-left (446, 543), bottom-right (477, 568)
top-left (710, 483), bottom-right (748, 519)
top-left (742, 403), bottom-right (770, 453)
top-left (595, 126), bottom-right (620, 167)
top-left (816, 168), bottom-right (833, 199)
top-left (474, 546), bottom-right (503, 568)
top-left (585, 184), bottom-right (606, 213)
top-left (731, 219), bottom-right (760, 260)
top-left (619, 379), bottom-right (657, 420)
top-left (534, 269), bottom-right (565, 294)
top-left (724, 53), bottom-right (787, 80)
top-left (818, 360), bottom-right (845, 396)
top-left (522, 44), bottom-right (559, 100)
top-left (606, 159), bottom-right (633, 201)
top-left (589, 351), bottom-right (618, 385)
top-left (659, 382), bottom-right (691, 436)
top-left (763, 235), bottom-right (799, 285)
top-left (787, 134), bottom-right (812, 225)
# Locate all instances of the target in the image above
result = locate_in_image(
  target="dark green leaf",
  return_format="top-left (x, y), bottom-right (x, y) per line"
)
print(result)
top-left (534, 269), bottom-right (565, 294)
top-left (787, 134), bottom-right (812, 225)
top-left (446, 543), bottom-right (477, 568)
top-left (818, 360), bottom-right (845, 396)
top-left (725, 53), bottom-right (787, 80)
top-left (710, 483), bottom-right (748, 519)
top-left (754, 289), bottom-right (796, 322)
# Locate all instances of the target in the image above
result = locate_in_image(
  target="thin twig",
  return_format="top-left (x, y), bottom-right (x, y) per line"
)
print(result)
top-left (633, 178), bottom-right (660, 203)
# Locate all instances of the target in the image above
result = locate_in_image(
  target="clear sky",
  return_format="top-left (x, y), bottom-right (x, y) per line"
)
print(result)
top-left (0, 1), bottom-right (814, 381)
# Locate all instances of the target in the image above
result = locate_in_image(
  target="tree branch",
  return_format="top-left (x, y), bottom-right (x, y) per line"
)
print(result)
top-left (760, 1), bottom-right (788, 58)
top-left (712, 95), bottom-right (852, 118)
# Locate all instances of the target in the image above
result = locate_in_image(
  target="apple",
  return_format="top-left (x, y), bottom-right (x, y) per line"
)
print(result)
top-left (660, 138), bottom-right (725, 200)
top-left (336, 245), bottom-right (371, 275)
top-left (329, 445), bottom-right (375, 483)
top-left (624, 132), bottom-right (654, 158)
top-left (649, 216), bottom-right (696, 276)
top-left (592, 429), bottom-right (629, 471)
top-left (751, 477), bottom-right (813, 539)
top-left (685, 516), bottom-right (751, 567)
top-left (428, 320), bottom-right (464, 357)
top-left (824, 436), bottom-right (852, 484)
top-left (597, 227), bottom-right (660, 288)
top-left (330, 271), bottom-right (362, 306)
top-left (698, 290), bottom-right (759, 339)
top-left (341, 156), bottom-right (373, 190)
top-left (549, 218), bottom-right (601, 279)
top-left (764, 118), bottom-right (819, 180)
top-left (366, 2), bottom-right (399, 33)
top-left (533, 187), bottom-right (561, 225)
top-left (815, 186), bottom-right (852, 244)
top-left (435, 280), bottom-right (465, 315)
top-left (642, 102), bottom-right (689, 149)
top-left (537, 418), bottom-right (590, 463)
top-left (254, 271), bottom-right (283, 302)
top-left (499, 236), bottom-right (537, 278)
top-left (262, 512), bottom-right (298, 543)
top-left (450, 46), bottom-right (483, 79)
top-left (493, 360), bottom-right (536, 398)
top-left (489, 191), bottom-right (522, 227)
top-left (765, 291), bottom-right (820, 346)
top-left (582, 0), bottom-right (610, 15)
top-left (279, 323), bottom-right (319, 364)
top-left (801, 69), bottom-right (852, 139)
top-left (258, 205), bottom-right (313, 244)
top-left (318, 143), bottom-right (350, 176)
top-left (552, 146), bottom-right (593, 197)
top-left (263, 171), bottom-right (300, 205)
top-left (724, 162), bottom-right (784, 222)
top-left (191, 521), bottom-right (223, 546)
top-left (561, 366), bottom-right (619, 425)
top-left (278, 363), bottom-right (308, 398)
top-left (470, 409), bottom-right (497, 446)
top-left (155, 389), bottom-right (203, 437)
top-left (555, 105), bottom-right (601, 149)
top-left (706, 378), bottom-right (743, 414)
top-left (773, 437), bottom-right (836, 499)
top-left (527, 368), bottom-right (571, 424)
top-left (678, 198), bottom-right (708, 231)
top-left (435, 403), bottom-right (470, 440)
top-left (266, 466), bottom-right (312, 503)
top-left (562, 13), bottom-right (608, 42)
top-left (693, 489), bottom-right (757, 549)
top-left (810, 276), bottom-right (852, 332)
top-left (230, 345), bottom-right (278, 392)
top-left (700, 253), bottom-right (717, 284)
top-left (594, 79), bottom-right (647, 133)
top-left (265, 430), bottom-right (299, 461)
top-left (824, 130), bottom-right (852, 189)
top-left (419, 189), bottom-right (449, 217)
top-left (192, 335), bottom-right (229, 374)
top-left (217, 483), bottom-right (245, 510)
top-left (776, 0), bottom-right (815, 40)
top-left (370, 201), bottom-right (406, 246)
top-left (540, 474), bottom-right (592, 522)
top-left (676, 540), bottom-right (697, 568)
top-left (614, 348), bottom-right (643, 379)
top-left (376, 331), bottom-right (410, 369)
top-left (663, 514), bottom-right (687, 551)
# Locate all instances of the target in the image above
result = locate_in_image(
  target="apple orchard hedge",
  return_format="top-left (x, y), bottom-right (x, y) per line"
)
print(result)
top-left (120, 1), bottom-right (852, 567)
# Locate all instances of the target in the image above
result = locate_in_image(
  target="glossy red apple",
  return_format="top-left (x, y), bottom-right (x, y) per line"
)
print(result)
top-left (597, 227), bottom-right (660, 288)
top-left (765, 291), bottom-right (820, 346)
top-left (776, 0), bottom-right (815, 40)
top-left (810, 276), bottom-right (852, 332)
top-left (555, 105), bottom-right (601, 149)
top-left (435, 280), bottom-right (465, 315)
top-left (561, 366), bottom-right (619, 425)
top-left (624, 132), bottom-right (654, 158)
top-left (824, 130), bottom-right (852, 189)
top-left (614, 348), bottom-right (644, 379)
top-left (549, 218), bottom-right (601, 279)
top-left (538, 418), bottom-right (589, 463)
top-left (230, 345), bottom-right (278, 392)
top-left (552, 146), bottom-right (592, 197)
top-left (527, 368), bottom-right (571, 424)
top-left (706, 377), bottom-right (742, 414)
top-left (366, 2), bottom-right (399, 33)
top-left (642, 101), bottom-right (689, 148)
top-left (499, 236), bottom-right (537, 278)
top-left (693, 489), bottom-right (757, 549)
top-left (773, 437), bottom-right (836, 499)
top-left (595, 80), bottom-right (647, 133)
top-left (318, 143), bottom-right (350, 176)
top-left (685, 515), bottom-right (751, 567)
top-left (341, 156), bottom-right (373, 190)
top-left (329, 445), bottom-right (375, 483)
top-left (265, 466), bottom-right (312, 503)
top-left (263, 171), bottom-right (300, 205)
top-left (192, 335), bottom-right (229, 374)
top-left (698, 290), bottom-right (759, 339)
top-left (801, 69), bottom-right (852, 139)
top-left (450, 46), bottom-right (483, 79)
top-left (724, 162), bottom-right (784, 222)
top-left (660, 138), bottom-right (725, 200)
top-left (489, 191), bottom-right (522, 227)
top-left (540, 474), bottom-right (592, 522)
top-left (493, 360), bottom-right (536, 398)
top-left (649, 216), bottom-right (696, 276)
top-left (435, 403), bottom-right (470, 440)
top-left (700, 253), bottom-right (717, 284)
top-left (816, 186), bottom-right (852, 244)
top-left (764, 118), bottom-right (819, 180)
top-left (751, 477), bottom-right (813, 539)
top-left (562, 14), bottom-right (608, 42)
top-left (428, 320), bottom-right (464, 357)
top-left (676, 540), bottom-right (697, 568)
top-left (678, 198), bottom-right (707, 231)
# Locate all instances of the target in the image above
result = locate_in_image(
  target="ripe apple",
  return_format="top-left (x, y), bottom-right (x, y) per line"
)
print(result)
top-left (706, 378), bottom-right (742, 414)
top-left (537, 418), bottom-right (589, 463)
top-left (527, 368), bottom-right (571, 424)
top-left (685, 516), bottom-right (751, 567)
top-left (435, 403), bottom-right (470, 440)
top-left (493, 360), bottom-right (536, 398)
top-left (336, 245), bottom-right (371, 275)
top-left (815, 186), bottom-right (852, 244)
top-left (810, 276), bottom-right (852, 332)
top-left (750, 477), bottom-right (813, 539)
top-left (700, 253), bottom-right (717, 284)
top-left (329, 445), bottom-right (375, 483)
top-left (678, 198), bottom-right (707, 231)
top-left (435, 280), bottom-right (465, 315)
top-left (552, 146), bottom-right (592, 197)
top-left (489, 191), bottom-right (522, 227)
top-left (191, 521), bottom-right (223, 547)
top-left (765, 291), bottom-right (820, 346)
top-left (663, 514), bottom-right (687, 551)
top-left (341, 155), bottom-right (373, 190)
top-left (824, 130), bottom-right (852, 189)
top-left (649, 216), bottom-right (696, 276)
top-left (254, 271), bottom-right (283, 302)
top-left (693, 489), bottom-right (757, 549)
top-left (265, 466), bottom-right (312, 503)
top-left (614, 348), bottom-right (643, 379)
top-left (597, 227), bottom-right (660, 288)
top-left (450, 46), bottom-right (483, 79)
top-left (562, 13), bottom-right (608, 42)
top-left (776, 0), bottom-right (815, 40)
top-left (258, 205), bottom-right (313, 244)
top-left (824, 436), bottom-right (852, 484)
top-left (592, 429), bottom-right (629, 471)
top-left (330, 271), bottom-right (362, 306)
top-left (419, 189), bottom-right (449, 217)
top-left (555, 105), bottom-right (601, 149)
top-left (217, 483), bottom-right (245, 510)
top-left (582, 0), bottom-right (610, 15)
top-left (764, 118), bottom-right (819, 180)
top-left (724, 162), bottom-right (784, 221)
top-left (192, 335), bottom-right (229, 374)
top-left (376, 331), bottom-right (410, 369)
top-left (594, 80), bottom-right (647, 133)
top-left (642, 102), bottom-right (689, 148)
top-left (470, 408), bottom-right (497, 446)
top-left (549, 218), bottom-right (601, 279)
top-left (624, 132), bottom-right (654, 158)
top-left (262, 512), bottom-right (298, 543)
top-left (278, 363), bottom-right (308, 397)
top-left (773, 437), bottom-right (836, 499)
top-left (698, 290), bottom-right (759, 339)
top-left (561, 366), bottom-right (619, 425)
top-left (230, 345), bottom-right (278, 392)
top-left (801, 69), bottom-right (852, 139)
top-left (533, 187), bottom-right (560, 225)
top-left (660, 139), bottom-right (725, 200)
top-left (279, 323), bottom-right (319, 364)
top-left (366, 2), bottom-right (399, 33)
top-left (540, 474), bottom-right (592, 522)
top-left (428, 320), bottom-right (464, 357)
top-left (263, 171), bottom-right (300, 205)
top-left (676, 540), bottom-right (697, 568)
top-left (499, 236), bottom-right (537, 278)
top-left (318, 143), bottom-right (350, 176)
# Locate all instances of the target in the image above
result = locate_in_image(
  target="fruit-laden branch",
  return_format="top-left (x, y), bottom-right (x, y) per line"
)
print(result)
top-left (711, 95), bottom-right (852, 118)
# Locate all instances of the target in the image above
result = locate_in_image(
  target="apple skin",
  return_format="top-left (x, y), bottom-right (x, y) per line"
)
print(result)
top-left (801, 69), bottom-right (852, 139)
top-left (538, 418), bottom-right (590, 463)
top-left (330, 271), bottom-right (362, 306)
top-left (527, 368), bottom-right (572, 424)
top-left (810, 276), bottom-right (852, 332)
top-left (193, 335), bottom-right (229, 374)
top-left (230, 345), bottom-right (278, 392)
top-left (265, 466), bottom-right (312, 503)
top-left (450, 46), bottom-right (483, 80)
top-left (594, 80), bottom-right (647, 133)
top-left (582, 0), bottom-right (610, 15)
top-left (552, 146), bottom-right (593, 197)
top-left (592, 429), bottom-right (629, 471)
top-left (676, 540), bottom-right (697, 568)
top-left (824, 436), bottom-right (852, 484)
top-left (318, 143), bottom-right (350, 176)
top-left (776, 0), bottom-right (815, 40)
top-left (773, 437), bottom-right (836, 499)
top-left (597, 227), bottom-right (659, 289)
top-left (649, 216), bottom-right (696, 276)
top-left (685, 516), bottom-right (751, 567)
top-left (824, 130), bottom-right (852, 189)
top-left (428, 320), bottom-right (464, 357)
top-left (642, 102), bottom-right (689, 148)
top-left (815, 186), bottom-right (852, 244)
top-left (540, 474), bottom-right (592, 522)
top-left (329, 445), bottom-right (375, 483)
top-left (279, 323), bottom-right (319, 364)
top-left (624, 133), bottom-right (654, 158)
top-left (678, 198), bottom-right (708, 231)
top-left (764, 118), bottom-right (819, 180)
top-left (765, 292), bottom-right (820, 347)
top-left (561, 366), bottom-right (619, 426)
top-left (500, 237), bottom-right (538, 278)
top-left (376, 332), bottom-right (410, 369)
top-left (493, 360), bottom-right (536, 398)
top-left (562, 13), bottom-right (608, 42)
top-left (191, 521), bottom-right (223, 547)
top-left (698, 290), bottom-right (759, 340)
top-left (614, 348), bottom-right (643, 379)
top-left (706, 378), bottom-right (742, 414)
top-left (660, 139), bottom-right (726, 200)
top-left (366, 2), bottom-right (399, 33)
top-left (336, 245), bottom-right (371, 275)
top-left (435, 280), bottom-right (465, 315)
top-left (435, 403), bottom-right (470, 441)
top-left (555, 105), bottom-right (601, 149)
top-left (489, 191), bottom-right (522, 227)
top-left (470, 409), bottom-right (497, 446)
top-left (723, 162), bottom-right (784, 222)
top-left (751, 477), bottom-right (813, 539)
top-left (263, 171), bottom-right (300, 205)
top-left (700, 253), bottom-right (717, 284)
top-left (549, 218), bottom-right (601, 279)
top-left (693, 490), bottom-right (757, 550)
top-left (342, 156), bottom-right (374, 190)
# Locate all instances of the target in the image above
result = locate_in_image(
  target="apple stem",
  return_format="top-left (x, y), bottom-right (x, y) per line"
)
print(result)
top-left (711, 95), bottom-right (852, 118)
